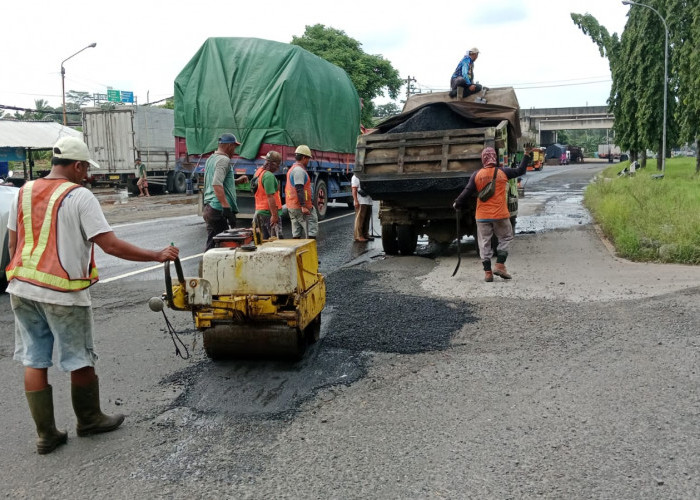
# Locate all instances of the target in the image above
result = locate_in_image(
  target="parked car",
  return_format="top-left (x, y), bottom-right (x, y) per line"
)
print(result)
top-left (1, 182), bottom-right (19, 293)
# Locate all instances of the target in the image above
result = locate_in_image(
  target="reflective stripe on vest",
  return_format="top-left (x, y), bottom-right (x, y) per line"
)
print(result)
top-left (6, 179), bottom-right (99, 291)
top-left (253, 167), bottom-right (282, 212)
top-left (284, 163), bottom-right (312, 209)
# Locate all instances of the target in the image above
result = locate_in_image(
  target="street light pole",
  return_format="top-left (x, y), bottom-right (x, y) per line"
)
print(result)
top-left (621, 0), bottom-right (668, 174)
top-left (61, 42), bottom-right (97, 126)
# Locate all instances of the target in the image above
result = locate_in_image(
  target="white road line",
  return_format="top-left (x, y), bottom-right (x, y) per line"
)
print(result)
top-left (99, 254), bottom-right (203, 283)
top-left (100, 211), bottom-right (354, 283)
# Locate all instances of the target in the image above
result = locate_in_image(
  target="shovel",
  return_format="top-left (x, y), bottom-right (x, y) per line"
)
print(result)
top-left (452, 209), bottom-right (461, 277)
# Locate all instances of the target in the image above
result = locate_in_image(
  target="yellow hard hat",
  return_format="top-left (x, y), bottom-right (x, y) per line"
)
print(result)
top-left (295, 145), bottom-right (312, 158)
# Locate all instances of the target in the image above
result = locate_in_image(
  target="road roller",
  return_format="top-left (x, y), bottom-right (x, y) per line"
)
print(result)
top-left (155, 231), bottom-right (325, 359)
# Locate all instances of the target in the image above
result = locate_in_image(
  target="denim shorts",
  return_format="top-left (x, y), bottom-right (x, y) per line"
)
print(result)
top-left (11, 295), bottom-right (98, 372)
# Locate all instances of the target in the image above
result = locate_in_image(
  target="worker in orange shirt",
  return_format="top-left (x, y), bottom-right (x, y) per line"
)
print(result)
top-left (454, 146), bottom-right (530, 282)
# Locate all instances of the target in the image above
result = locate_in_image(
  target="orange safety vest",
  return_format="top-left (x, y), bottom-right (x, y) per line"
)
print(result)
top-left (6, 179), bottom-right (99, 291)
top-left (253, 167), bottom-right (282, 212)
top-left (474, 166), bottom-right (510, 220)
top-left (285, 162), bottom-right (312, 209)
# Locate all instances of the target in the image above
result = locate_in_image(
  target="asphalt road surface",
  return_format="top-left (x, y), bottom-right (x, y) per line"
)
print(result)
top-left (1, 162), bottom-right (699, 499)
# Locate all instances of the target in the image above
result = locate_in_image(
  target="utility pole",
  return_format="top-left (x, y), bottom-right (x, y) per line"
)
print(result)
top-left (405, 76), bottom-right (416, 101)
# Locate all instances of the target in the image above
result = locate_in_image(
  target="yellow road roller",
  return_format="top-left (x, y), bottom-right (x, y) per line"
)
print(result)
top-left (157, 237), bottom-right (325, 359)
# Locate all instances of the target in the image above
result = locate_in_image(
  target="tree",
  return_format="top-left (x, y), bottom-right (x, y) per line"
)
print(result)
top-left (669, 0), bottom-right (700, 173)
top-left (374, 102), bottom-right (401, 119)
top-left (66, 90), bottom-right (92, 111)
top-left (291, 24), bottom-right (403, 127)
top-left (573, 3), bottom-right (680, 170)
top-left (158, 98), bottom-right (175, 110)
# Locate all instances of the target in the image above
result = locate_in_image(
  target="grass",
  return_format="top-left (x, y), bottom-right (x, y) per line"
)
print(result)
top-left (584, 157), bottom-right (700, 264)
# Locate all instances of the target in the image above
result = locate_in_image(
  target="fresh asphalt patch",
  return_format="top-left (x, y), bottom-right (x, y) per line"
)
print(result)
top-left (158, 267), bottom-right (475, 420)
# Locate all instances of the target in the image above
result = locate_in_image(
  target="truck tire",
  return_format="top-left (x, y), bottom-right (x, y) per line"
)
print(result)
top-left (397, 224), bottom-right (418, 256)
top-left (314, 179), bottom-right (328, 220)
top-left (173, 172), bottom-right (187, 194)
top-left (166, 172), bottom-right (174, 193)
top-left (128, 178), bottom-right (140, 196)
top-left (381, 223), bottom-right (399, 255)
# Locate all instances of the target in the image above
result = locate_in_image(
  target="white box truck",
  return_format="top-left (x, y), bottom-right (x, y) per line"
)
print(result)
top-left (83, 107), bottom-right (184, 194)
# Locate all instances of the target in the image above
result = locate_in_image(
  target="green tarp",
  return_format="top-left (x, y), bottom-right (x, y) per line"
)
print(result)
top-left (174, 37), bottom-right (361, 158)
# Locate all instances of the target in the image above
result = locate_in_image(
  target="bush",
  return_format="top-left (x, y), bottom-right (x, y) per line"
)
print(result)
top-left (584, 158), bottom-right (700, 264)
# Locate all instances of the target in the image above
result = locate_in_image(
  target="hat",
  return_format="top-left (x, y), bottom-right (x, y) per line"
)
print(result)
top-left (469, 47), bottom-right (480, 54)
top-left (264, 151), bottom-right (282, 163)
top-left (52, 137), bottom-right (101, 169)
top-left (218, 133), bottom-right (240, 145)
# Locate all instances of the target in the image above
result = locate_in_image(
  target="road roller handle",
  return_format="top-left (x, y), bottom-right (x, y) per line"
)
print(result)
top-left (163, 258), bottom-right (212, 311)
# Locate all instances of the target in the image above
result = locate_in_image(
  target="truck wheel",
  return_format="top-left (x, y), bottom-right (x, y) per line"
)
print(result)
top-left (314, 179), bottom-right (328, 220)
top-left (166, 172), bottom-right (174, 193)
top-left (172, 172), bottom-right (187, 194)
top-left (397, 224), bottom-right (418, 256)
top-left (381, 223), bottom-right (399, 255)
top-left (128, 179), bottom-right (139, 196)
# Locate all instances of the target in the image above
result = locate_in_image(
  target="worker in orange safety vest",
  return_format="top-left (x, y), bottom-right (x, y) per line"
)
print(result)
top-left (6, 136), bottom-right (179, 455)
top-left (284, 145), bottom-right (318, 238)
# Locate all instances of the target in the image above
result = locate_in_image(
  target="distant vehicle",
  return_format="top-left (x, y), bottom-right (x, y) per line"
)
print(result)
top-left (568, 145), bottom-right (584, 163)
top-left (598, 144), bottom-right (621, 159)
top-left (83, 107), bottom-right (177, 194)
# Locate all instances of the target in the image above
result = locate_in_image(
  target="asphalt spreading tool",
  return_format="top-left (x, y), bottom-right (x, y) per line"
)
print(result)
top-left (452, 209), bottom-right (461, 277)
top-left (149, 232), bottom-right (325, 360)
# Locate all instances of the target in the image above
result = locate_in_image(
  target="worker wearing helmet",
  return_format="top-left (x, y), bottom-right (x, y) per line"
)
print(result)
top-left (449, 47), bottom-right (482, 98)
top-left (202, 133), bottom-right (249, 251)
top-left (285, 145), bottom-right (318, 238)
top-left (252, 150), bottom-right (283, 239)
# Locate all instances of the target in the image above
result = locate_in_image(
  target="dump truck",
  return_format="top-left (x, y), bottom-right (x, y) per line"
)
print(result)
top-left (355, 87), bottom-right (521, 255)
top-left (83, 107), bottom-right (178, 194)
top-left (173, 37), bottom-right (361, 219)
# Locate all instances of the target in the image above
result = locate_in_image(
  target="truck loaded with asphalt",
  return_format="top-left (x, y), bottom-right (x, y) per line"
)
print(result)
top-left (173, 37), bottom-right (361, 220)
top-left (355, 87), bottom-right (521, 255)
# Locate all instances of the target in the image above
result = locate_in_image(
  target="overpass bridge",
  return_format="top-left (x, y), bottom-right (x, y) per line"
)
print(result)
top-left (520, 105), bottom-right (613, 145)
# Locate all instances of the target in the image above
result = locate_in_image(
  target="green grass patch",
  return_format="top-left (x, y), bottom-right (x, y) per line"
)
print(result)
top-left (584, 157), bottom-right (700, 264)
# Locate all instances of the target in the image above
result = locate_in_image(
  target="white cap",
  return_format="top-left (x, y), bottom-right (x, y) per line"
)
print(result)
top-left (52, 137), bottom-right (101, 169)
top-left (469, 47), bottom-right (480, 54)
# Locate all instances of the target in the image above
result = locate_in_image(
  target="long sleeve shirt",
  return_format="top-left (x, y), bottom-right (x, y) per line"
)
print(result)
top-left (454, 154), bottom-right (530, 220)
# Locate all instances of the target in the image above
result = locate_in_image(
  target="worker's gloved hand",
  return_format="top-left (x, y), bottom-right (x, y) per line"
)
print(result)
top-left (222, 207), bottom-right (237, 228)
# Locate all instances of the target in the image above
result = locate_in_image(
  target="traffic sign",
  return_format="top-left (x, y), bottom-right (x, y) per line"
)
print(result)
top-left (121, 91), bottom-right (134, 103)
top-left (107, 89), bottom-right (121, 102)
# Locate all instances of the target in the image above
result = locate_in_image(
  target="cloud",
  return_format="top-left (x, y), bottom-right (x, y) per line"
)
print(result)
top-left (471, 0), bottom-right (528, 24)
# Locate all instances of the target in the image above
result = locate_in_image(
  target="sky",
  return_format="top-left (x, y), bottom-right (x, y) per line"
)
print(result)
top-left (0, 0), bottom-right (631, 113)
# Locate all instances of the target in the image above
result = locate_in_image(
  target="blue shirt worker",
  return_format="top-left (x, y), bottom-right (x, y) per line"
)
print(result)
top-left (449, 47), bottom-right (482, 98)
top-left (202, 133), bottom-right (249, 251)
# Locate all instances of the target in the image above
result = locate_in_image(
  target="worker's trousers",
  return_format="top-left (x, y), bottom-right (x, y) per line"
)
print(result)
top-left (476, 218), bottom-right (513, 261)
top-left (288, 207), bottom-right (318, 238)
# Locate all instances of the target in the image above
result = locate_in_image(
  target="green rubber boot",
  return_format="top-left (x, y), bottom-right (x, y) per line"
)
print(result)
top-left (71, 378), bottom-right (125, 437)
top-left (25, 385), bottom-right (68, 454)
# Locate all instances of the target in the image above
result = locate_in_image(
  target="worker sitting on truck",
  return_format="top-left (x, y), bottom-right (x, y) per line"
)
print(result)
top-left (449, 47), bottom-right (482, 98)
top-left (252, 150), bottom-right (283, 239)
top-left (453, 146), bottom-right (530, 282)
top-left (285, 145), bottom-right (318, 239)
top-left (202, 133), bottom-right (249, 251)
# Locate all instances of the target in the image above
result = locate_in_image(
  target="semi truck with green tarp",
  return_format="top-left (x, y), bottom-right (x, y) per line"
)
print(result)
top-left (173, 37), bottom-right (362, 219)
